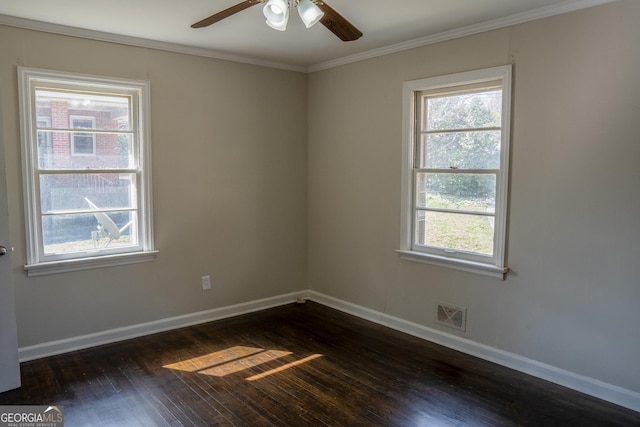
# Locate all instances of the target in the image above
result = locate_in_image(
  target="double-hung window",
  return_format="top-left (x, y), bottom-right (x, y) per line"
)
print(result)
top-left (18, 67), bottom-right (156, 276)
top-left (399, 66), bottom-right (512, 279)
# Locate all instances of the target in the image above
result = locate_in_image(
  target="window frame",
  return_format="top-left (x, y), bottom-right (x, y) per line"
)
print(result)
top-left (397, 65), bottom-right (512, 279)
top-left (18, 67), bottom-right (157, 276)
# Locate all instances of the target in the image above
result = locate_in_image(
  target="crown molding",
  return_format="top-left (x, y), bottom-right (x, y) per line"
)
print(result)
top-left (0, 14), bottom-right (307, 73)
top-left (0, 0), bottom-right (616, 74)
top-left (307, 0), bottom-right (616, 72)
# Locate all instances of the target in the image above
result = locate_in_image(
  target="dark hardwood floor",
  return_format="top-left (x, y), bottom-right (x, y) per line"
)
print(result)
top-left (1, 301), bottom-right (639, 426)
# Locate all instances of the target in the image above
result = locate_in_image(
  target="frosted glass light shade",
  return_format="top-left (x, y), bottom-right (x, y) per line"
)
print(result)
top-left (297, 0), bottom-right (324, 28)
top-left (264, 0), bottom-right (289, 31)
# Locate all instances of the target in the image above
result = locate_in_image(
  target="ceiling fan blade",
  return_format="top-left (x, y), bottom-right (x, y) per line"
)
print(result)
top-left (191, 0), bottom-right (263, 28)
top-left (316, 1), bottom-right (362, 42)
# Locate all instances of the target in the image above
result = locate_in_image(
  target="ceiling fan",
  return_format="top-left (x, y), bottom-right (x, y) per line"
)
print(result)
top-left (191, 0), bottom-right (363, 42)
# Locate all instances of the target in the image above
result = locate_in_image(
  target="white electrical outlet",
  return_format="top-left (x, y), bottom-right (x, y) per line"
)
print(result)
top-left (201, 275), bottom-right (211, 291)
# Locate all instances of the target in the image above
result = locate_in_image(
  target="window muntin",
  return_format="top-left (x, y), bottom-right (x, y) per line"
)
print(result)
top-left (19, 67), bottom-right (154, 273)
top-left (400, 66), bottom-right (511, 278)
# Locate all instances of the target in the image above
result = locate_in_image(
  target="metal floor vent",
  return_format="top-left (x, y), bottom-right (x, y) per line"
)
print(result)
top-left (437, 303), bottom-right (467, 331)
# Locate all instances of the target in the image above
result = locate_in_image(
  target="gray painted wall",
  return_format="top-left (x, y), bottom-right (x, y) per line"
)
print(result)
top-left (0, 27), bottom-right (308, 347)
top-left (308, 0), bottom-right (640, 394)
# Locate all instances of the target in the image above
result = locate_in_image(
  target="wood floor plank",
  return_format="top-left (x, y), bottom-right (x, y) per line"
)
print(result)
top-left (1, 301), bottom-right (639, 426)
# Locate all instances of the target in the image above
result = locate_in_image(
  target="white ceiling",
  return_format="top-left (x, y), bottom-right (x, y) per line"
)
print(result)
top-left (0, 0), bottom-right (613, 72)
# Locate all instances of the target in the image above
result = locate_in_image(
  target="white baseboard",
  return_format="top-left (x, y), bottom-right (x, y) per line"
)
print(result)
top-left (18, 290), bottom-right (309, 362)
top-left (17, 288), bottom-right (640, 413)
top-left (307, 290), bottom-right (640, 414)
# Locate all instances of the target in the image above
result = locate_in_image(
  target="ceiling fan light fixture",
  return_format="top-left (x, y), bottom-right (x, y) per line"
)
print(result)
top-left (263, 0), bottom-right (289, 31)
top-left (297, 0), bottom-right (324, 28)
top-left (265, 15), bottom-right (289, 31)
top-left (192, 0), bottom-right (362, 41)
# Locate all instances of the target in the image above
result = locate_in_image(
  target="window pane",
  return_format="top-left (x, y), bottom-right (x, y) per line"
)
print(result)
top-left (415, 210), bottom-right (494, 256)
top-left (416, 172), bottom-right (496, 212)
top-left (37, 131), bottom-right (133, 169)
top-left (71, 117), bottom-right (94, 129)
top-left (72, 132), bottom-right (95, 155)
top-left (35, 90), bottom-right (131, 131)
top-left (40, 173), bottom-right (136, 213)
top-left (425, 89), bottom-right (501, 131)
top-left (419, 131), bottom-right (501, 169)
top-left (42, 211), bottom-right (138, 255)
top-left (37, 128), bottom-right (52, 169)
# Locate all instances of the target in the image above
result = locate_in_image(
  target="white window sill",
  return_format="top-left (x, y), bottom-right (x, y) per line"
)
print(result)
top-left (24, 250), bottom-right (159, 277)
top-left (395, 249), bottom-right (508, 280)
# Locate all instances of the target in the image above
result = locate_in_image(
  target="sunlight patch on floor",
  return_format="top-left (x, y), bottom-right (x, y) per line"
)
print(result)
top-left (163, 345), bottom-right (322, 380)
top-left (246, 354), bottom-right (323, 381)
